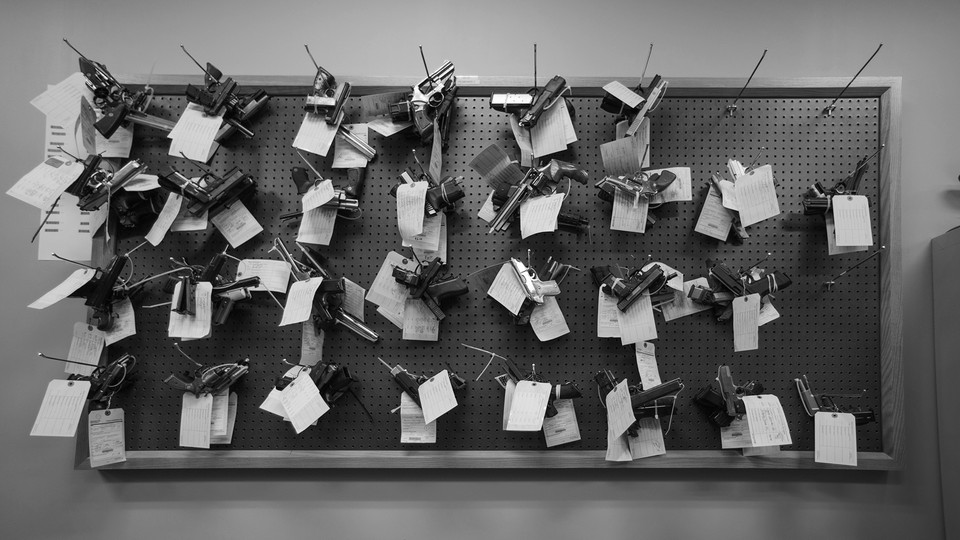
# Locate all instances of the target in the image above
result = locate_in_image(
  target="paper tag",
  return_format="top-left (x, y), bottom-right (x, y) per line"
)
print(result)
top-left (662, 278), bottom-right (713, 321)
top-left (179, 393), bottom-right (213, 449)
top-left (210, 201), bottom-right (263, 248)
top-left (508, 115), bottom-right (534, 167)
top-left (28, 268), bottom-right (96, 309)
top-left (469, 144), bottom-right (524, 190)
top-left (826, 212), bottom-right (869, 255)
top-left (733, 293), bottom-right (761, 352)
top-left (65, 322), bottom-right (105, 377)
top-left (279, 278), bottom-right (325, 326)
top-left (8, 157), bottom-right (86, 210)
top-left (332, 123), bottom-right (370, 169)
top-left (505, 380), bottom-right (552, 431)
top-left (720, 416), bottom-right (754, 449)
top-left (397, 182), bottom-right (428, 240)
top-left (300, 322), bottom-right (324, 367)
top-left (123, 173), bottom-right (160, 192)
top-left (542, 398), bottom-right (581, 448)
top-left (171, 203), bottom-right (208, 232)
top-left (258, 367), bottom-right (303, 420)
top-left (520, 193), bottom-right (564, 238)
top-left (605, 380), bottom-right (637, 438)
top-left (210, 390), bottom-right (230, 437)
top-left (742, 395), bottom-right (793, 447)
top-left (478, 190), bottom-right (498, 223)
top-left (815, 412), bottom-right (857, 466)
top-left (606, 429), bottom-right (633, 462)
top-left (429, 118), bottom-right (443, 183)
top-left (694, 185), bottom-right (733, 241)
top-left (88, 408), bottom-right (126, 467)
top-left (402, 212), bottom-right (442, 252)
top-left (361, 92), bottom-right (408, 118)
top-left (602, 81), bottom-right (645, 109)
top-left (400, 392), bottom-right (436, 443)
top-left (413, 213), bottom-right (448, 264)
top-left (168, 282), bottom-right (213, 339)
top-left (236, 259), bottom-right (292, 293)
top-left (530, 296), bottom-right (570, 341)
top-left (629, 417), bottom-right (666, 459)
top-left (832, 195), bottom-right (873, 247)
top-left (649, 167), bottom-right (693, 204)
top-left (367, 117), bottom-right (413, 137)
top-left (617, 292), bottom-right (658, 345)
top-left (502, 378), bottom-right (516, 429)
top-left (530, 97), bottom-right (575, 157)
top-left (168, 104), bottom-right (221, 162)
top-left (297, 206), bottom-right (338, 246)
top-left (488, 262), bottom-right (527, 315)
top-left (610, 187), bottom-right (648, 233)
top-left (210, 392), bottom-right (238, 445)
top-left (600, 135), bottom-right (647, 176)
top-left (145, 193), bottom-right (182, 246)
top-left (719, 179), bottom-right (739, 211)
top-left (292, 112), bottom-right (340, 156)
top-left (30, 380), bottom-right (90, 437)
top-left (342, 278), bottom-right (365, 321)
top-left (635, 342), bottom-right (661, 388)
top-left (758, 299), bottom-right (780, 326)
top-left (735, 165), bottom-right (780, 227)
top-left (31, 72), bottom-right (90, 124)
top-left (279, 371), bottom-right (330, 434)
top-left (402, 298), bottom-right (440, 341)
top-left (302, 180), bottom-right (336, 211)
top-left (597, 290), bottom-right (621, 338)
top-left (418, 370), bottom-right (458, 424)
top-left (102, 298), bottom-right (136, 345)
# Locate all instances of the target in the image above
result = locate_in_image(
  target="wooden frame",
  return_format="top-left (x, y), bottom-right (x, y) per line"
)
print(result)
top-left (76, 76), bottom-right (902, 470)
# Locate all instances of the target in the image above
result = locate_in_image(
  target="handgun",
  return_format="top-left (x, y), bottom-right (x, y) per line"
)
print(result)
top-left (180, 45), bottom-right (270, 143)
top-left (501, 356), bottom-right (581, 418)
top-left (802, 147), bottom-right (882, 215)
top-left (511, 256), bottom-right (574, 325)
top-left (164, 357), bottom-right (250, 397)
top-left (67, 254), bottom-right (130, 331)
top-left (392, 257), bottom-right (469, 321)
top-left (64, 157), bottom-right (147, 212)
top-left (378, 358), bottom-right (468, 407)
top-left (66, 353), bottom-right (137, 407)
top-left (517, 75), bottom-right (569, 128)
top-left (275, 362), bottom-right (360, 406)
top-left (708, 260), bottom-right (791, 300)
top-left (693, 365), bottom-right (763, 427)
top-left (595, 370), bottom-right (683, 435)
top-left (595, 169), bottom-right (677, 202)
top-left (795, 375), bottom-right (876, 425)
top-left (600, 75), bottom-right (668, 123)
top-left (158, 165), bottom-right (256, 217)
top-left (279, 167), bottom-right (360, 223)
top-left (488, 159), bottom-right (589, 233)
top-left (64, 39), bottom-right (176, 138)
top-left (591, 263), bottom-right (674, 312)
top-left (390, 59), bottom-right (457, 145)
top-left (389, 168), bottom-right (466, 216)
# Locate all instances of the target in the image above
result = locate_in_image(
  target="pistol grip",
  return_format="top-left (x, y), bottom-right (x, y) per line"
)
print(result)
top-left (163, 373), bottom-right (194, 394)
top-left (291, 167), bottom-right (313, 194)
top-left (96, 103), bottom-right (128, 139)
top-left (343, 168), bottom-right (365, 198)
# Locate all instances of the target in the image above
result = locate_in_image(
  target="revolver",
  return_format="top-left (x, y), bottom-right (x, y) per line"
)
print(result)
top-left (67, 352), bottom-right (137, 408)
top-left (392, 257), bottom-right (469, 321)
top-left (500, 357), bottom-right (581, 418)
top-left (693, 365), bottom-right (763, 427)
top-left (378, 358), bottom-right (467, 407)
top-left (180, 45), bottom-right (270, 143)
top-left (795, 375), bottom-right (876, 425)
top-left (488, 159), bottom-right (589, 234)
top-left (591, 263), bottom-right (675, 312)
top-left (158, 164), bottom-right (256, 218)
top-left (595, 169), bottom-right (677, 204)
top-left (595, 369), bottom-right (683, 435)
top-left (390, 59), bottom-right (458, 147)
top-left (802, 147), bottom-right (882, 215)
top-left (489, 75), bottom-right (570, 128)
top-left (164, 355), bottom-right (250, 397)
top-left (64, 39), bottom-right (176, 138)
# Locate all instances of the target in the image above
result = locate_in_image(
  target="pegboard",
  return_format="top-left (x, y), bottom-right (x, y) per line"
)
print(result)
top-left (86, 77), bottom-right (899, 468)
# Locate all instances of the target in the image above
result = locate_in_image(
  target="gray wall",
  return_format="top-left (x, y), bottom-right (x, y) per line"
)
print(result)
top-left (1, 1), bottom-right (957, 538)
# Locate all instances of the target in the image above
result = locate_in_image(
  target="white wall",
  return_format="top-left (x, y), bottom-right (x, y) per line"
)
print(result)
top-left (1, 1), bottom-right (957, 538)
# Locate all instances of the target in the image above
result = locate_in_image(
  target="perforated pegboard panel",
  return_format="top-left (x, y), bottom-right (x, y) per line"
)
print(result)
top-left (112, 90), bottom-right (882, 453)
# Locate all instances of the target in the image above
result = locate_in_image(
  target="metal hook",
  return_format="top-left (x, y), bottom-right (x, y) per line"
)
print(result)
top-left (173, 342), bottom-right (202, 368)
top-left (726, 49), bottom-right (767, 117)
top-left (824, 246), bottom-right (885, 290)
top-left (37, 352), bottom-right (99, 368)
top-left (824, 44), bottom-right (883, 116)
